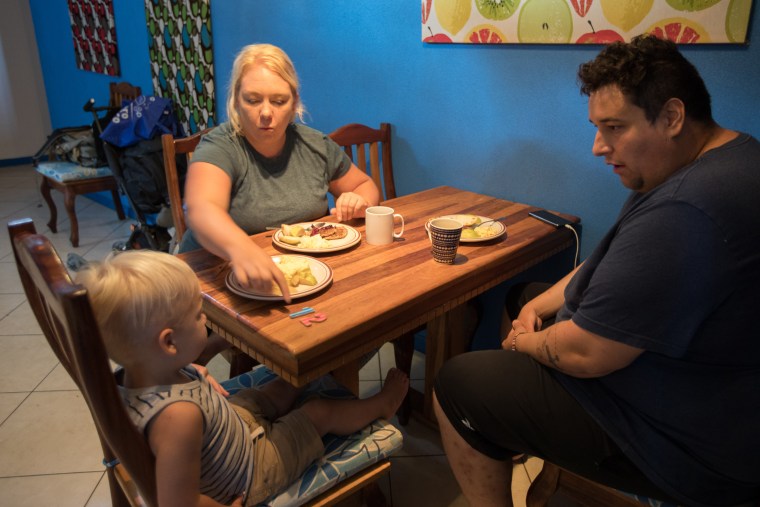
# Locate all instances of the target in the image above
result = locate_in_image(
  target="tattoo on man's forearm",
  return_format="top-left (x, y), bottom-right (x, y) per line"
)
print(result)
top-left (541, 327), bottom-right (562, 370)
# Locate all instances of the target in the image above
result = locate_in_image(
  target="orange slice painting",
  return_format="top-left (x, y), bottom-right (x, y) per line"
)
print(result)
top-left (647, 17), bottom-right (710, 43)
top-left (466, 24), bottom-right (507, 43)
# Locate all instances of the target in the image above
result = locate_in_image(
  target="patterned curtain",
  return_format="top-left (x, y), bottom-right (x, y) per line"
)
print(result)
top-left (144, 0), bottom-right (216, 134)
top-left (68, 0), bottom-right (120, 75)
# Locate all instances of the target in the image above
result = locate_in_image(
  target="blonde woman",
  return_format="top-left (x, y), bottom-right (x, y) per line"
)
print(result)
top-left (182, 44), bottom-right (379, 301)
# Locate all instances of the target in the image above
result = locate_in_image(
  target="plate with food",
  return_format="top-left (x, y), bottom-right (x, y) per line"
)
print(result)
top-left (434, 214), bottom-right (507, 243)
top-left (273, 222), bottom-right (361, 253)
top-left (225, 255), bottom-right (333, 301)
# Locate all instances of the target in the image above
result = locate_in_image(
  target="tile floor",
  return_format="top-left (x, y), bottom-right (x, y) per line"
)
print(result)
top-left (0, 164), bottom-right (577, 506)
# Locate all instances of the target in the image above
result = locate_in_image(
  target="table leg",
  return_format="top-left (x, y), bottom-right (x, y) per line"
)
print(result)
top-left (63, 188), bottom-right (79, 247)
top-left (393, 332), bottom-right (415, 425)
top-left (423, 314), bottom-right (449, 422)
top-left (39, 178), bottom-right (58, 233)
top-left (422, 301), bottom-right (480, 422)
top-left (331, 358), bottom-right (361, 396)
top-left (110, 188), bottom-right (126, 220)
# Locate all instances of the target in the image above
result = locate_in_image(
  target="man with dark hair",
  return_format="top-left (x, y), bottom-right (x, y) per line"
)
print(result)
top-left (434, 35), bottom-right (760, 507)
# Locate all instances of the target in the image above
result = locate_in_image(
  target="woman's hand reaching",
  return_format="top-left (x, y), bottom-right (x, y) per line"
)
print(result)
top-left (331, 191), bottom-right (370, 221)
top-left (229, 240), bottom-right (291, 303)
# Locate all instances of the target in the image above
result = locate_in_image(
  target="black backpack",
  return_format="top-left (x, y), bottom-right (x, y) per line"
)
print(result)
top-left (118, 137), bottom-right (187, 215)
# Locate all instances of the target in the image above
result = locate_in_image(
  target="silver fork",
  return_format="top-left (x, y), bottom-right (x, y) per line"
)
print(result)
top-left (466, 216), bottom-right (506, 229)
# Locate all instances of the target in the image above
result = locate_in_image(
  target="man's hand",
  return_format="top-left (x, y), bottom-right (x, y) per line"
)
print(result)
top-left (502, 320), bottom-right (528, 350)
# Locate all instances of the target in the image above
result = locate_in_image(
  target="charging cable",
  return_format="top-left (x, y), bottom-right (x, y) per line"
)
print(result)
top-left (564, 224), bottom-right (580, 268)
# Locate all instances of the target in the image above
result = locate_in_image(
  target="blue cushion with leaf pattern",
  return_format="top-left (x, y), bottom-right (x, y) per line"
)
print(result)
top-left (220, 365), bottom-right (403, 507)
top-left (35, 161), bottom-right (112, 182)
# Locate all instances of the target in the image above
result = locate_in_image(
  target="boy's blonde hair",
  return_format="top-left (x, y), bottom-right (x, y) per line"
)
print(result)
top-left (226, 43), bottom-right (306, 135)
top-left (75, 250), bottom-right (200, 366)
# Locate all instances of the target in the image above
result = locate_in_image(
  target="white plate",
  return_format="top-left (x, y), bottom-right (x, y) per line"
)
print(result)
top-left (225, 255), bottom-right (333, 301)
top-left (272, 223), bottom-right (361, 253)
top-left (434, 214), bottom-right (507, 243)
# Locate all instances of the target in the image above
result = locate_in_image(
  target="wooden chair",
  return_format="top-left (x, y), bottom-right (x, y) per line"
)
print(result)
top-left (8, 217), bottom-right (399, 507)
top-left (328, 123), bottom-right (483, 425)
top-left (109, 82), bottom-right (142, 109)
top-left (328, 123), bottom-right (420, 423)
top-left (162, 129), bottom-right (258, 376)
top-left (35, 81), bottom-right (142, 247)
top-left (328, 122), bottom-right (397, 200)
top-left (161, 129), bottom-right (211, 248)
top-left (9, 218), bottom-right (155, 507)
top-left (526, 461), bottom-right (674, 507)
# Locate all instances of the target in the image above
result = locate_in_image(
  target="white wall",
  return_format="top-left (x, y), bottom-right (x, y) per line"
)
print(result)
top-left (0, 0), bottom-right (50, 160)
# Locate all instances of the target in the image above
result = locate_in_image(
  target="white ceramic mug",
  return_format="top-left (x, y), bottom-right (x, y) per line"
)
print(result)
top-left (365, 206), bottom-right (404, 245)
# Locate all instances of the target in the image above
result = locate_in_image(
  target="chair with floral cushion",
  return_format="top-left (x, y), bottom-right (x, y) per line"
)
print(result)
top-left (34, 82), bottom-right (142, 247)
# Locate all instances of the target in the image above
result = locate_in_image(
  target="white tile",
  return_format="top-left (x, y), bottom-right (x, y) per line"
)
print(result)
top-left (35, 362), bottom-right (77, 391)
top-left (410, 349), bottom-right (426, 380)
top-left (0, 303), bottom-right (42, 335)
top-left (0, 262), bottom-right (23, 295)
top-left (0, 236), bottom-right (11, 262)
top-left (0, 293), bottom-right (25, 320)
top-left (0, 472), bottom-right (103, 507)
top-left (359, 349), bottom-right (380, 381)
top-left (0, 335), bottom-right (58, 392)
top-left (0, 391), bottom-right (102, 476)
top-left (80, 238), bottom-right (119, 263)
top-left (85, 472), bottom-right (112, 507)
top-left (377, 341), bottom-right (395, 376)
top-left (0, 392), bottom-right (27, 424)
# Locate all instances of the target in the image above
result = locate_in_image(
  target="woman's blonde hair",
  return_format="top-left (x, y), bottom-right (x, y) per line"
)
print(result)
top-left (75, 250), bottom-right (200, 366)
top-left (226, 43), bottom-right (306, 135)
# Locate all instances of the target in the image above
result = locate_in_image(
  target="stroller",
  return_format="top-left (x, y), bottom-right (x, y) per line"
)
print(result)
top-left (100, 95), bottom-right (186, 252)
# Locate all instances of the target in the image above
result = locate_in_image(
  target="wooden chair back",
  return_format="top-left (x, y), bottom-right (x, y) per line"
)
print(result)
top-left (328, 123), bottom-right (396, 200)
top-left (161, 129), bottom-right (211, 247)
top-left (8, 218), bottom-right (156, 507)
top-left (527, 461), bottom-right (656, 507)
top-left (109, 82), bottom-right (142, 109)
top-left (329, 123), bottom-right (418, 423)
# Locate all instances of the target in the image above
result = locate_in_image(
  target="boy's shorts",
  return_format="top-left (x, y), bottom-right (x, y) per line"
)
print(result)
top-left (228, 389), bottom-right (324, 506)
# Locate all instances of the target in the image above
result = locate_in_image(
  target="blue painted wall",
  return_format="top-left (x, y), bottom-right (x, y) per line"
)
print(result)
top-left (30, 0), bottom-right (760, 261)
top-left (29, 0), bottom-right (153, 127)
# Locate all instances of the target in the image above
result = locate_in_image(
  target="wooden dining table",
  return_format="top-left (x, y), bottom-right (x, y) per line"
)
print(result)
top-left (177, 186), bottom-right (580, 420)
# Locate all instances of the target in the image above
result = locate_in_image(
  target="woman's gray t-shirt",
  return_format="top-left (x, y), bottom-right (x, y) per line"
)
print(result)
top-left (179, 122), bottom-right (351, 252)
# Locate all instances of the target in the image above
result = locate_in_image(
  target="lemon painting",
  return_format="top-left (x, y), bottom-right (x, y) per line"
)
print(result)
top-left (423, 0), bottom-right (753, 43)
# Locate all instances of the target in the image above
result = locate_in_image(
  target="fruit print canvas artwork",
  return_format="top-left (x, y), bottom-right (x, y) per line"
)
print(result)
top-left (422, 0), bottom-right (753, 44)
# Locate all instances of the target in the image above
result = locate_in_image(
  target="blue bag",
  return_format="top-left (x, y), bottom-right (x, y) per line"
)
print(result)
top-left (100, 95), bottom-right (184, 148)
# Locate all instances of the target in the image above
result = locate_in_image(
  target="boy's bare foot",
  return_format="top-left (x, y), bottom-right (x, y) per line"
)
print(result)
top-left (378, 367), bottom-right (410, 419)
